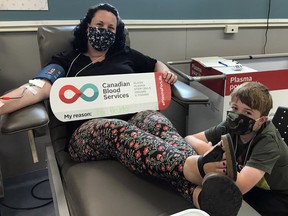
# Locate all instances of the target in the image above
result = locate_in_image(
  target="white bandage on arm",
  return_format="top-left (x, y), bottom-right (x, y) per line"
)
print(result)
top-left (29, 79), bottom-right (46, 88)
top-left (21, 84), bottom-right (38, 95)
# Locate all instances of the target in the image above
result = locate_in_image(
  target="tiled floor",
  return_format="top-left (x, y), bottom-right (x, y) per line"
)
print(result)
top-left (0, 169), bottom-right (55, 216)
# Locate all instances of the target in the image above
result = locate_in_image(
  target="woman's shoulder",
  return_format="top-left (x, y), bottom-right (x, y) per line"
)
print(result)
top-left (108, 46), bottom-right (145, 59)
top-left (53, 50), bottom-right (80, 60)
top-left (50, 50), bottom-right (80, 64)
top-left (49, 50), bottom-right (82, 70)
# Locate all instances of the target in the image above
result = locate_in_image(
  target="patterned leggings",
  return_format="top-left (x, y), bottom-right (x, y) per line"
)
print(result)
top-left (68, 110), bottom-right (197, 202)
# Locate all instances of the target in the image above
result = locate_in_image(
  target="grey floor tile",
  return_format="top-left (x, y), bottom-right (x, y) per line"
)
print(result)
top-left (0, 169), bottom-right (55, 216)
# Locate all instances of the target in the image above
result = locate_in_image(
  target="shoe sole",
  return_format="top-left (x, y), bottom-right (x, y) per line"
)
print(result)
top-left (221, 134), bottom-right (237, 181)
top-left (200, 173), bottom-right (242, 216)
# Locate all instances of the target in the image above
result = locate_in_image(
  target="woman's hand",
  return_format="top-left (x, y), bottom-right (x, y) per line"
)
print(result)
top-left (154, 60), bottom-right (177, 85)
top-left (162, 71), bottom-right (177, 85)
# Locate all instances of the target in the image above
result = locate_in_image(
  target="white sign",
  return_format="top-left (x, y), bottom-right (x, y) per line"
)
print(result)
top-left (0, 0), bottom-right (48, 10)
top-left (50, 72), bottom-right (171, 122)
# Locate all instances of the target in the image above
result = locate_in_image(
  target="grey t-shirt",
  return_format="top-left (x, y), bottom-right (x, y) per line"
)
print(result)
top-left (205, 120), bottom-right (288, 195)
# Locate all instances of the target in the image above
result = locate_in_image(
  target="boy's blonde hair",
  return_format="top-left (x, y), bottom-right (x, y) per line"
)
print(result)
top-left (230, 82), bottom-right (273, 116)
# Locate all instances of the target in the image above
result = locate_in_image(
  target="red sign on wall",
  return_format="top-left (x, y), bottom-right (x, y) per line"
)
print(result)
top-left (225, 69), bottom-right (288, 96)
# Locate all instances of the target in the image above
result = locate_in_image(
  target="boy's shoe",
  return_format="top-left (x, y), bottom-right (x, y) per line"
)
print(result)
top-left (221, 133), bottom-right (237, 181)
top-left (198, 133), bottom-right (237, 181)
top-left (199, 173), bottom-right (242, 216)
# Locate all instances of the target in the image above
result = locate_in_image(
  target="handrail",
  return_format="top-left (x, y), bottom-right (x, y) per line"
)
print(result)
top-left (167, 52), bottom-right (288, 81)
top-left (224, 53), bottom-right (288, 60)
top-left (166, 63), bottom-right (226, 82)
top-left (165, 63), bottom-right (193, 81)
top-left (168, 53), bottom-right (288, 65)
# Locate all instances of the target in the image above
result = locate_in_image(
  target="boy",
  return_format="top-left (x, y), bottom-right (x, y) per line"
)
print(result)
top-left (185, 81), bottom-right (288, 216)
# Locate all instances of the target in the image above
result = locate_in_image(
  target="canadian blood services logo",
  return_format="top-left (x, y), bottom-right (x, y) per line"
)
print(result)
top-left (59, 84), bottom-right (99, 104)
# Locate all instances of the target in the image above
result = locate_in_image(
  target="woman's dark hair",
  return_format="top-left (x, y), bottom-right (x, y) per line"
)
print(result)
top-left (72, 3), bottom-right (126, 54)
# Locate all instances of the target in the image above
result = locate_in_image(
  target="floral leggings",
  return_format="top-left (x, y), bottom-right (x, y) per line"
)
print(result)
top-left (68, 110), bottom-right (197, 202)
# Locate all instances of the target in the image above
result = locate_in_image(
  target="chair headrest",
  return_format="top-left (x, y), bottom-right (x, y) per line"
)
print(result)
top-left (37, 26), bottom-right (75, 68)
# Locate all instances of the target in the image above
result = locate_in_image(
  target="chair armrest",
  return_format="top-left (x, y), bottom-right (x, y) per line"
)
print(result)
top-left (0, 102), bottom-right (49, 134)
top-left (171, 81), bottom-right (209, 104)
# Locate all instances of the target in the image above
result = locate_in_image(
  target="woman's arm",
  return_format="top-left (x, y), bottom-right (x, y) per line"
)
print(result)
top-left (0, 79), bottom-right (51, 116)
top-left (154, 60), bottom-right (177, 85)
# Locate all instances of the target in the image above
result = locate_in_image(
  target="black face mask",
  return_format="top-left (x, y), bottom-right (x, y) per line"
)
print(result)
top-left (87, 27), bottom-right (116, 51)
top-left (226, 111), bottom-right (256, 135)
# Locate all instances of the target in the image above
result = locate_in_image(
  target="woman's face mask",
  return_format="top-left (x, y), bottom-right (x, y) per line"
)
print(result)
top-left (87, 27), bottom-right (116, 51)
top-left (226, 111), bottom-right (257, 135)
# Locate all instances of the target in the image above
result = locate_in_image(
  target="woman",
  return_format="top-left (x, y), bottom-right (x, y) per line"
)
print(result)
top-left (0, 3), bottom-right (242, 216)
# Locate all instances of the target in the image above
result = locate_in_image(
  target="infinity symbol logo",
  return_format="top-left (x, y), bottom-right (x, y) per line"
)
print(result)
top-left (59, 84), bottom-right (99, 104)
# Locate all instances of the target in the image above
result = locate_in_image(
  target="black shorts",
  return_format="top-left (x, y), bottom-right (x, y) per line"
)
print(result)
top-left (243, 187), bottom-right (288, 216)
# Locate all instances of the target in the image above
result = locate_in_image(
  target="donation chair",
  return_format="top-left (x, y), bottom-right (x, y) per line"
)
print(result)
top-left (0, 25), bottom-right (260, 216)
top-left (38, 25), bottom-right (206, 216)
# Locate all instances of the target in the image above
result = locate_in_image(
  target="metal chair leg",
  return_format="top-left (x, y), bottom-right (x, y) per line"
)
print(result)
top-left (27, 130), bottom-right (39, 163)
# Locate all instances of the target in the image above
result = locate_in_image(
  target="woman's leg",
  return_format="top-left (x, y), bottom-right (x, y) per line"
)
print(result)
top-left (68, 118), bottom-right (120, 162)
top-left (69, 118), bottom-right (188, 178)
top-left (68, 118), bottom-right (242, 214)
top-left (128, 110), bottom-right (196, 156)
top-left (68, 118), bottom-right (196, 202)
top-left (128, 110), bottom-right (199, 199)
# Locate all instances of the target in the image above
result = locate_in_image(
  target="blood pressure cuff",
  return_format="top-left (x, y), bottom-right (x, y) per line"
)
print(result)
top-left (33, 64), bottom-right (65, 84)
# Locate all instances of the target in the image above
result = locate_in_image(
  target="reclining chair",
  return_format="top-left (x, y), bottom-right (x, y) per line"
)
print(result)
top-left (38, 25), bottom-right (206, 216)
top-left (0, 25), bottom-right (260, 216)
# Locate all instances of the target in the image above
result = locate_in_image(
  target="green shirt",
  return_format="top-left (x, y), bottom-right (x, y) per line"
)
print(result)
top-left (205, 120), bottom-right (288, 195)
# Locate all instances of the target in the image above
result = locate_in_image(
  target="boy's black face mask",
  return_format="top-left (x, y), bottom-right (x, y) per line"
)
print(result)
top-left (226, 111), bottom-right (256, 135)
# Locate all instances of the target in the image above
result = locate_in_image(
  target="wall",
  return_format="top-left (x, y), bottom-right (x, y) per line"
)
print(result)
top-left (1, 0), bottom-right (288, 21)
